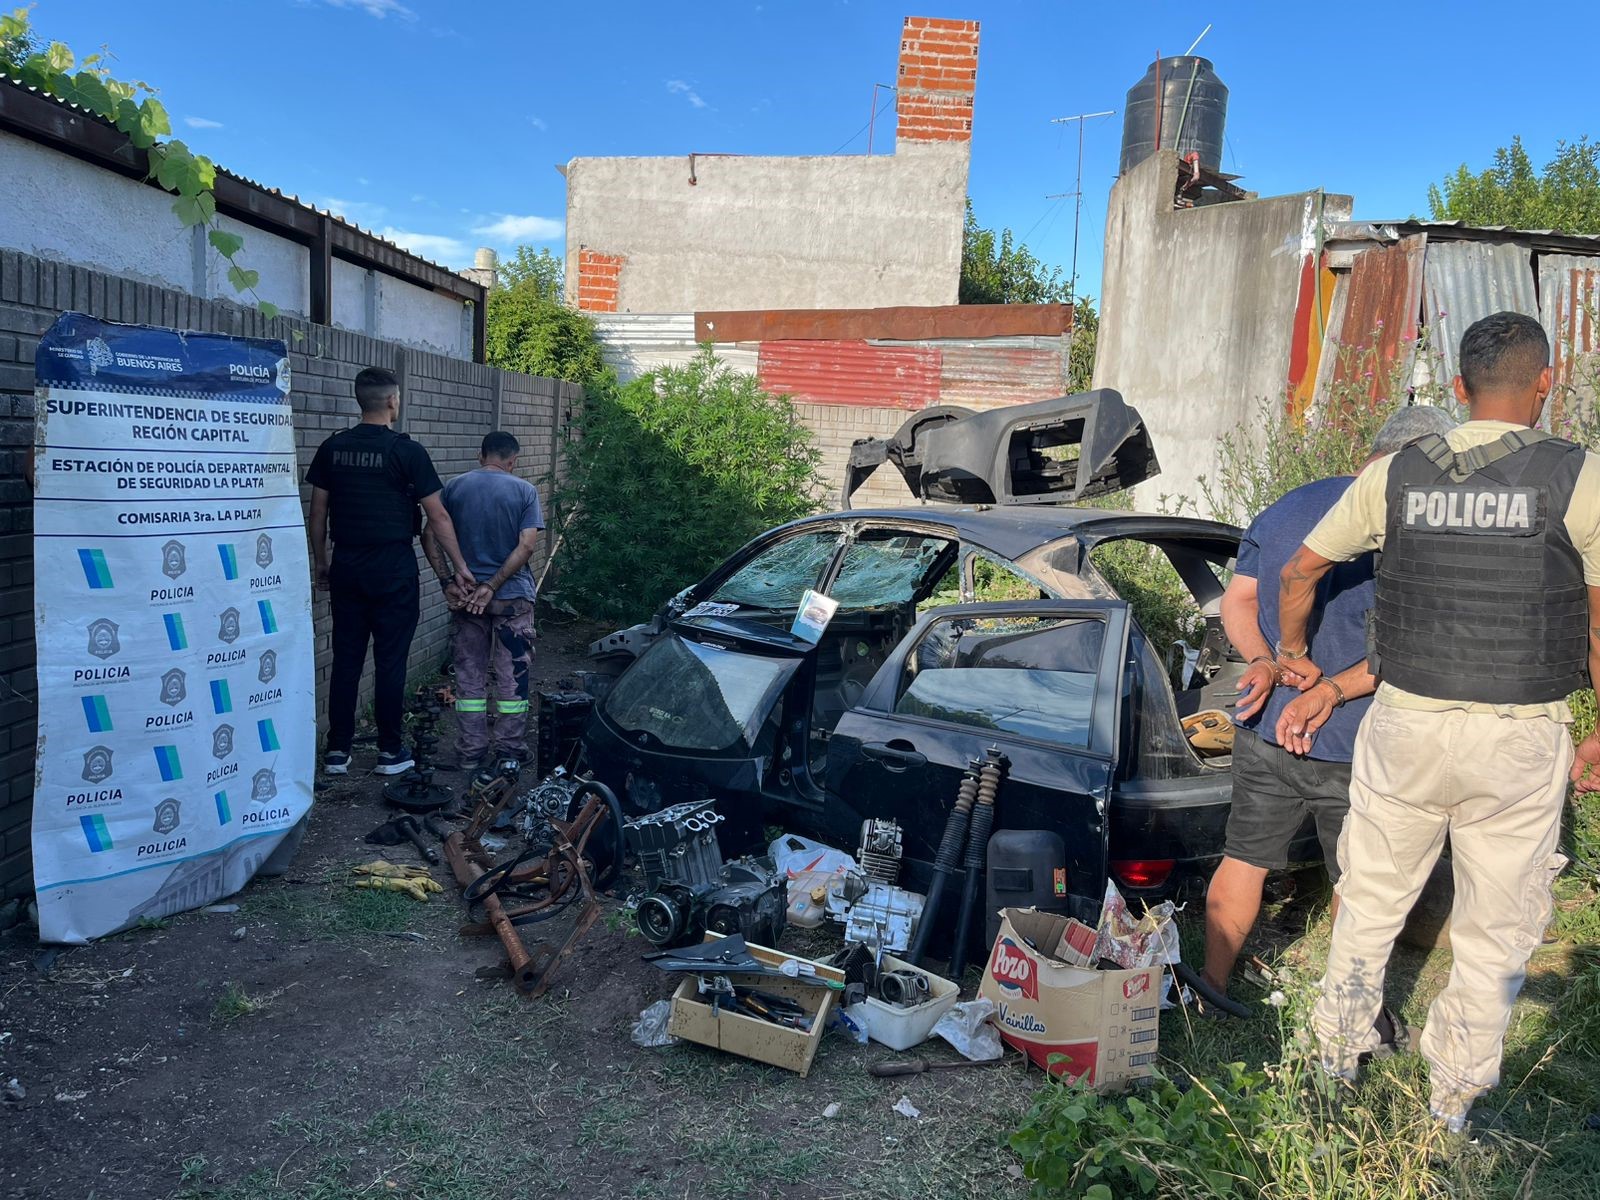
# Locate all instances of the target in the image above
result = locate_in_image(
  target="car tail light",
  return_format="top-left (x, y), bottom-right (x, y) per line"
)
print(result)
top-left (1111, 859), bottom-right (1175, 889)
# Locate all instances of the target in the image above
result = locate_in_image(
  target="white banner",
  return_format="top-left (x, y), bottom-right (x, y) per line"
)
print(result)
top-left (31, 313), bottom-right (314, 943)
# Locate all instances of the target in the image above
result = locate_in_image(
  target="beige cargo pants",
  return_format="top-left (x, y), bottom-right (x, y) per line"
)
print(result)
top-left (1311, 701), bottom-right (1570, 1127)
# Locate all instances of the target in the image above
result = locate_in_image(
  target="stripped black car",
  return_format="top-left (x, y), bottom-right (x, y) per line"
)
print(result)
top-left (580, 391), bottom-right (1315, 926)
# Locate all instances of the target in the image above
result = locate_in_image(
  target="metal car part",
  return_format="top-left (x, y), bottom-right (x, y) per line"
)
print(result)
top-left (857, 817), bottom-right (903, 884)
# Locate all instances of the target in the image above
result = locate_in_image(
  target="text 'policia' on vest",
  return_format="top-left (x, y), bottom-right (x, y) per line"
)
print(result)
top-left (323, 426), bottom-right (422, 545)
top-left (1373, 428), bottom-right (1589, 705)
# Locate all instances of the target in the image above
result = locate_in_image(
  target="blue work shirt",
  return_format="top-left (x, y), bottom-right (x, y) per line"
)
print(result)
top-left (439, 468), bottom-right (545, 601)
top-left (1234, 476), bottom-right (1375, 763)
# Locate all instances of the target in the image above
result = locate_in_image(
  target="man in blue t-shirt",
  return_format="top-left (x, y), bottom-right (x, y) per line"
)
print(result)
top-left (1199, 406), bottom-right (1459, 999)
top-left (421, 432), bottom-right (545, 770)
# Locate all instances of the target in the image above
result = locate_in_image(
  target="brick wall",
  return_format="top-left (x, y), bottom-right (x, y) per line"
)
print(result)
top-left (0, 249), bottom-right (580, 902)
top-left (896, 16), bottom-right (980, 145)
top-left (573, 250), bottom-right (625, 313)
top-left (792, 401), bottom-right (918, 510)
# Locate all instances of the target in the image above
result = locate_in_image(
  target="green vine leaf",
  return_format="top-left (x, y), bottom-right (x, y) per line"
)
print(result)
top-left (258, 302), bottom-right (280, 320)
top-left (208, 229), bottom-right (245, 258)
top-left (171, 192), bottom-right (216, 228)
top-left (226, 265), bottom-right (260, 293)
top-left (45, 40), bottom-right (72, 72)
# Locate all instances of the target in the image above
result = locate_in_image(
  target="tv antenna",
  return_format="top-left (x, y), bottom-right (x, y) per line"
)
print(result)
top-left (1046, 109), bottom-right (1115, 310)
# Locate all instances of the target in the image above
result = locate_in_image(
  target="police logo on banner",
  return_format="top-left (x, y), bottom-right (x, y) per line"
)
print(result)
top-left (218, 607), bottom-right (241, 644)
top-left (212, 723), bottom-right (235, 760)
top-left (152, 798), bottom-right (181, 835)
top-left (160, 668), bottom-right (187, 707)
top-left (251, 768), bottom-right (277, 803)
top-left (258, 650), bottom-right (277, 684)
top-left (161, 539), bottom-right (187, 580)
top-left (255, 534), bottom-right (273, 568)
top-left (82, 745), bottom-right (114, 784)
top-left (87, 618), bottom-right (120, 660)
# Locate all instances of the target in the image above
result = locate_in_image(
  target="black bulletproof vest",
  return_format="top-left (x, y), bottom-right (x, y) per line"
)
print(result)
top-left (322, 426), bottom-right (420, 547)
top-left (1373, 430), bottom-right (1588, 705)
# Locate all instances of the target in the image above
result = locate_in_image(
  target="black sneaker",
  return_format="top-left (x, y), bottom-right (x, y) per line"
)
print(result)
top-left (323, 751), bottom-right (352, 776)
top-left (373, 749), bottom-right (415, 776)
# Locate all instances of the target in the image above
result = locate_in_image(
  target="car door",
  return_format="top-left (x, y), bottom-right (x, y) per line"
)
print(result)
top-left (823, 599), bottom-right (1131, 919)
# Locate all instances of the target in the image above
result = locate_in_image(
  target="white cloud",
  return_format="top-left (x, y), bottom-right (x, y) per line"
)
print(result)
top-left (528, 115), bottom-right (548, 132)
top-left (666, 79), bottom-right (708, 110)
top-left (379, 227), bottom-right (470, 265)
top-left (471, 214), bottom-right (563, 243)
top-left (183, 116), bottom-right (224, 129)
top-left (321, 0), bottom-right (415, 17)
top-left (317, 196), bottom-right (390, 227)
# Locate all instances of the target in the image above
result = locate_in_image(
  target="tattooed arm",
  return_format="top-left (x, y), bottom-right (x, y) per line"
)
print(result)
top-left (1572, 586), bottom-right (1600, 791)
top-left (1277, 543), bottom-right (1336, 688)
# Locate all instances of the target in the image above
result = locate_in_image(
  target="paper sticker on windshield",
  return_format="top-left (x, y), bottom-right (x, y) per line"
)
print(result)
top-left (790, 589), bottom-right (839, 644)
top-left (684, 601), bottom-right (741, 619)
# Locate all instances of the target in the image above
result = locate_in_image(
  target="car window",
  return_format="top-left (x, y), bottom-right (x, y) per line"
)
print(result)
top-left (829, 534), bottom-right (954, 608)
top-left (707, 531), bottom-right (840, 608)
top-left (920, 552), bottom-right (1049, 613)
top-left (894, 614), bottom-right (1104, 749)
top-left (604, 634), bottom-right (799, 754)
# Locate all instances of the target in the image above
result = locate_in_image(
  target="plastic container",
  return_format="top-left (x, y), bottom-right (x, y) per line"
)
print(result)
top-left (845, 953), bottom-right (960, 1051)
top-left (785, 869), bottom-right (832, 928)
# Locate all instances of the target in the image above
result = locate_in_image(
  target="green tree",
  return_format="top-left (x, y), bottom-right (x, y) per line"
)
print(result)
top-left (484, 245), bottom-right (602, 384)
top-left (1428, 135), bottom-right (1600, 234)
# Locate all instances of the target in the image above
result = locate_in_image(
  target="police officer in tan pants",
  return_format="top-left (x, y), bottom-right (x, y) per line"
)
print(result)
top-left (1276, 311), bottom-right (1599, 1132)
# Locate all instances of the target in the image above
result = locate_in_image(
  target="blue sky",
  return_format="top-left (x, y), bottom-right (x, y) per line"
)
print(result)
top-left (34, 0), bottom-right (1600, 303)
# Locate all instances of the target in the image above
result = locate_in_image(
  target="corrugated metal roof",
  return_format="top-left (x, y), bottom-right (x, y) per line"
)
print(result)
top-left (1538, 253), bottom-right (1600, 427)
top-left (696, 303), bottom-right (1072, 344)
top-left (1422, 241), bottom-right (1539, 381)
top-left (1327, 218), bottom-right (1600, 256)
top-left (757, 340), bottom-right (941, 410)
top-left (590, 313), bottom-right (758, 381)
top-left (935, 343), bottom-right (1066, 412)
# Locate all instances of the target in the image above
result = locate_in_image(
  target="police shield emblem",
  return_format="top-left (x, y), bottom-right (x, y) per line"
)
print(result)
top-left (160, 668), bottom-right (187, 707)
top-left (218, 607), bottom-right (241, 644)
top-left (251, 768), bottom-right (277, 803)
top-left (161, 539), bottom-right (187, 580)
top-left (255, 533), bottom-right (274, 568)
top-left (82, 745), bottom-right (113, 784)
top-left (258, 650), bottom-right (277, 684)
top-left (152, 798), bottom-right (181, 835)
top-left (212, 723), bottom-right (235, 759)
top-left (87, 618), bottom-right (120, 660)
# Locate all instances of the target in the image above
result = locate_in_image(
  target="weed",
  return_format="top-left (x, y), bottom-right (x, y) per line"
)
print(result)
top-left (211, 982), bottom-right (261, 1024)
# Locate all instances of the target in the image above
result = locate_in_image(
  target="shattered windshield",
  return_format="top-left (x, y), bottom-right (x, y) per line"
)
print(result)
top-left (705, 531), bottom-right (839, 610)
top-left (829, 534), bottom-right (954, 608)
top-left (603, 634), bottom-right (799, 753)
top-left (895, 615), bottom-right (1104, 749)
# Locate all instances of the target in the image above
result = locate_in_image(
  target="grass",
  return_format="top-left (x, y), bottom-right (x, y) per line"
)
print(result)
top-left (211, 982), bottom-right (263, 1024)
top-left (239, 862), bottom-right (440, 939)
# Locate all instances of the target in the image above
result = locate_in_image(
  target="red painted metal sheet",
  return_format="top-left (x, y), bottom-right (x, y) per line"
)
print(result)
top-left (936, 343), bottom-right (1067, 411)
top-left (1330, 234), bottom-right (1426, 408)
top-left (757, 340), bottom-right (942, 410)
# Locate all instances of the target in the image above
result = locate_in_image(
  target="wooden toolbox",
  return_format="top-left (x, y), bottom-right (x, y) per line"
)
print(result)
top-left (666, 938), bottom-right (845, 1077)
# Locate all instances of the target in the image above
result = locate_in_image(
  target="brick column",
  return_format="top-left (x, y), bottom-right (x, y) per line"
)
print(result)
top-left (574, 249), bottom-right (625, 313)
top-left (895, 16), bottom-right (980, 146)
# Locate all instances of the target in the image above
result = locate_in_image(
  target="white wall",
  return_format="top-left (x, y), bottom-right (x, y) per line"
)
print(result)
top-left (565, 145), bottom-right (970, 312)
top-left (0, 130), bottom-right (473, 359)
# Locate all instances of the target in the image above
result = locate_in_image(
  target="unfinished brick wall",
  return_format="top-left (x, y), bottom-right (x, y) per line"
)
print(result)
top-left (896, 16), bottom-right (980, 145)
top-left (573, 250), bottom-right (626, 313)
top-left (0, 249), bottom-right (580, 902)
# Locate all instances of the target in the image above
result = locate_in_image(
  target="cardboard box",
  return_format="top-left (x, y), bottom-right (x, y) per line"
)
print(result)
top-left (978, 907), bottom-right (1160, 1090)
top-left (667, 938), bottom-right (844, 1077)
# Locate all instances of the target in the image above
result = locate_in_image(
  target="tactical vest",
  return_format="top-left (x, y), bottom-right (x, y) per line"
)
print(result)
top-left (323, 426), bottom-right (421, 547)
top-left (1372, 428), bottom-right (1588, 705)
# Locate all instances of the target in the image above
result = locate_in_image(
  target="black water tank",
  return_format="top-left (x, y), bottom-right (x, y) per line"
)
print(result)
top-left (1118, 55), bottom-right (1228, 175)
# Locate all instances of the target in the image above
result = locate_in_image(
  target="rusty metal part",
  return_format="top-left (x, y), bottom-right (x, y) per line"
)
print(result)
top-left (694, 302), bottom-right (1074, 345)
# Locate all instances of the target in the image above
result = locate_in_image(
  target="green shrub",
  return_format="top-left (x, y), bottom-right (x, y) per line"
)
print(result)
top-left (550, 350), bottom-right (823, 622)
top-left (484, 287), bottom-right (603, 384)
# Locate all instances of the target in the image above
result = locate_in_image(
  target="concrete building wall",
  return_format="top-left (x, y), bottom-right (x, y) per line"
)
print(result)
top-left (0, 248), bottom-right (579, 903)
top-left (565, 147), bottom-right (970, 313)
top-left (0, 130), bottom-right (474, 360)
top-left (1093, 150), bottom-right (1351, 509)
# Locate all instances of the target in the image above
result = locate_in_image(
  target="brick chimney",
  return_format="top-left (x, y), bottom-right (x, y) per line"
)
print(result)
top-left (895, 16), bottom-right (979, 146)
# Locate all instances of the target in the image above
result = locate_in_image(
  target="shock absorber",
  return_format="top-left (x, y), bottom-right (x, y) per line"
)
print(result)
top-left (906, 758), bottom-right (981, 965)
top-left (949, 747), bottom-right (1007, 978)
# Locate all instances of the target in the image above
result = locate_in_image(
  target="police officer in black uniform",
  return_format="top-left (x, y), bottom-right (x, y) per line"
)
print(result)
top-left (307, 366), bottom-right (472, 776)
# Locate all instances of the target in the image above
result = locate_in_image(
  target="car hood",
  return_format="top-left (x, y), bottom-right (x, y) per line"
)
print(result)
top-left (841, 388), bottom-right (1159, 508)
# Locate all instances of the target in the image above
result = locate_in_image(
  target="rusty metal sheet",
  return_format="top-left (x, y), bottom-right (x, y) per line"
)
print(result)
top-left (757, 340), bottom-right (942, 410)
top-left (697, 303), bottom-right (1073, 345)
top-left (1330, 234), bottom-right (1425, 407)
top-left (934, 343), bottom-right (1067, 411)
top-left (1422, 241), bottom-right (1539, 382)
top-left (1538, 253), bottom-right (1600, 429)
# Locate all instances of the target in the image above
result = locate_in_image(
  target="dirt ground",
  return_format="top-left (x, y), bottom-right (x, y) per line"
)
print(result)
top-left (0, 617), bottom-right (1039, 1200)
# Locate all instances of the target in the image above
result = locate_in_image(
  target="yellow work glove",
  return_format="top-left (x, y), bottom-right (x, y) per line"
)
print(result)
top-left (352, 875), bottom-right (443, 902)
top-left (353, 860), bottom-right (435, 880)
